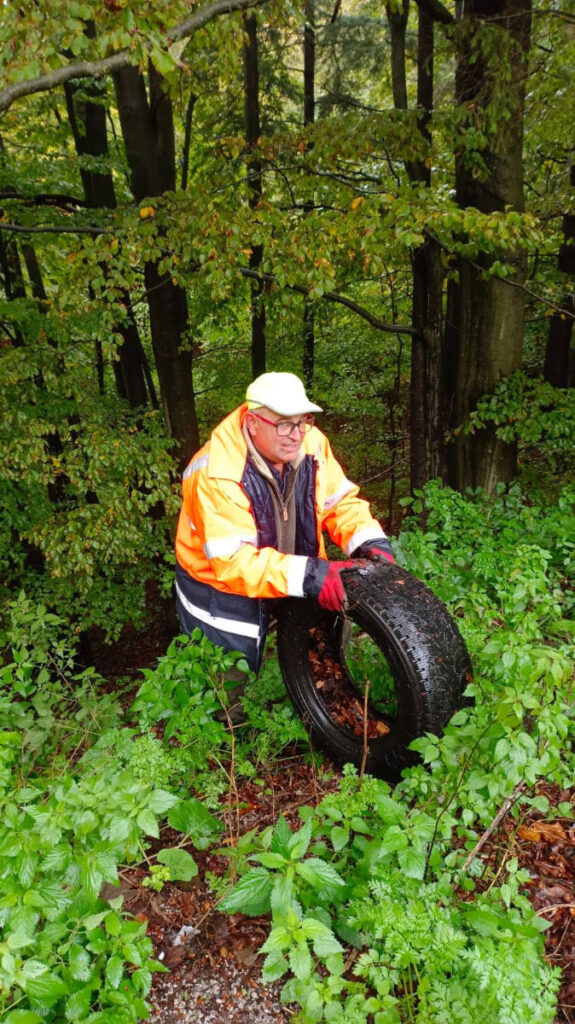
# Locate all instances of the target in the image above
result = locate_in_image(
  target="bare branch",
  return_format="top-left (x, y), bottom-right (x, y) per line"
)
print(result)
top-left (240, 266), bottom-right (416, 334)
top-left (0, 222), bottom-right (108, 235)
top-left (458, 783), bottom-right (526, 876)
top-left (0, 0), bottom-right (269, 113)
top-left (0, 191), bottom-right (87, 209)
top-left (414, 0), bottom-right (455, 23)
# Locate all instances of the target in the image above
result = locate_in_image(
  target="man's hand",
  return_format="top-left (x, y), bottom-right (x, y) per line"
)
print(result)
top-left (303, 558), bottom-right (360, 613)
top-left (351, 538), bottom-right (395, 564)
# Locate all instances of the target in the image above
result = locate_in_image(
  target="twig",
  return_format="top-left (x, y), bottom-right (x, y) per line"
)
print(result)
top-left (240, 266), bottom-right (416, 335)
top-left (217, 691), bottom-right (240, 845)
top-left (358, 679), bottom-right (371, 786)
top-left (535, 903), bottom-right (575, 916)
top-left (459, 782), bottom-right (526, 875)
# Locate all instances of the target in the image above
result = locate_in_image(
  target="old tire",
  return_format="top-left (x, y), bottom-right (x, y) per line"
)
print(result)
top-left (276, 562), bottom-right (472, 780)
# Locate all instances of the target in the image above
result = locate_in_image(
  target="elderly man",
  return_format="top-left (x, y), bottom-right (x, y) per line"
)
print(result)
top-left (175, 372), bottom-right (394, 672)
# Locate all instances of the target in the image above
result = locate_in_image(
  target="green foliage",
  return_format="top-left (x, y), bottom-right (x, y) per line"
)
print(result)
top-left (130, 631), bottom-right (231, 772)
top-left (0, 335), bottom-right (178, 638)
top-left (464, 372), bottom-right (575, 486)
top-left (217, 483), bottom-right (573, 1022)
top-left (0, 618), bottom-right (226, 1021)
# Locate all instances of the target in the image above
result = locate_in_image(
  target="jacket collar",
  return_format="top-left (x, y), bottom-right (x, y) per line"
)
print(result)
top-left (208, 405), bottom-right (249, 481)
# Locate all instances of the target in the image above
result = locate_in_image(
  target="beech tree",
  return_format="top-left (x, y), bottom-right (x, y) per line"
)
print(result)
top-left (0, 0), bottom-right (573, 634)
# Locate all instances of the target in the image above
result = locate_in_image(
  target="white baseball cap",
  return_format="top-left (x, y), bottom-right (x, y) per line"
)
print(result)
top-left (245, 372), bottom-right (323, 415)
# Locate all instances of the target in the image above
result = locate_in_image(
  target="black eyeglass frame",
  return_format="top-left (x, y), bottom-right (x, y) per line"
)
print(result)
top-left (251, 412), bottom-right (316, 437)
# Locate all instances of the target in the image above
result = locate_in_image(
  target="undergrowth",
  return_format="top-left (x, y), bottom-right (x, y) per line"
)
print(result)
top-left (0, 479), bottom-right (573, 1022)
top-left (219, 480), bottom-right (574, 1023)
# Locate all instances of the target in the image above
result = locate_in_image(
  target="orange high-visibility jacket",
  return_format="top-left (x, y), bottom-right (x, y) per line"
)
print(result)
top-left (175, 404), bottom-right (387, 669)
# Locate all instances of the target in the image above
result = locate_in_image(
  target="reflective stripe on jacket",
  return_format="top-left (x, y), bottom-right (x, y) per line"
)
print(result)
top-left (175, 404), bottom-right (386, 670)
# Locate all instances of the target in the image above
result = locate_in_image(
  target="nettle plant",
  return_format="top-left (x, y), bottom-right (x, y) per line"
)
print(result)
top-left (0, 608), bottom-right (227, 1023)
top-left (0, 600), bottom-right (308, 1022)
top-left (218, 481), bottom-right (573, 1023)
top-left (219, 773), bottom-right (560, 1024)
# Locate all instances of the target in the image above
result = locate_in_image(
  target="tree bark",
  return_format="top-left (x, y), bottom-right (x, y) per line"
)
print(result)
top-left (302, 0), bottom-right (315, 390)
top-left (113, 64), bottom-right (199, 463)
top-left (243, 12), bottom-right (266, 378)
top-left (413, 5), bottom-right (445, 485)
top-left (443, 0), bottom-right (531, 493)
top-left (64, 77), bottom-right (157, 409)
top-left (543, 161), bottom-right (574, 387)
top-left (386, 0), bottom-right (444, 491)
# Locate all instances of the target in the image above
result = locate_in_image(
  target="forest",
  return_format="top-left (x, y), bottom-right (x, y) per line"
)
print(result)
top-left (0, 0), bottom-right (574, 1020)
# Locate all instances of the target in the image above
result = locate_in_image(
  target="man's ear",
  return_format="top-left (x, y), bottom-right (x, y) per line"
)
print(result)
top-left (245, 411), bottom-right (257, 437)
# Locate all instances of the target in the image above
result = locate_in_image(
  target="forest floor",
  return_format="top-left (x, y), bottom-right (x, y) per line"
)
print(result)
top-left (90, 603), bottom-right (575, 1024)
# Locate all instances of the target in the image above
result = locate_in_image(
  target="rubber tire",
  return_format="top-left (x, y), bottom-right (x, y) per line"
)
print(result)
top-left (276, 562), bottom-right (472, 780)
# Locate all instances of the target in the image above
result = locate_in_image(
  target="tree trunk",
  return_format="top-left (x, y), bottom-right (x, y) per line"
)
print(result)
top-left (302, 0), bottom-right (315, 390)
top-left (413, 6), bottom-right (445, 485)
top-left (304, 0), bottom-right (315, 129)
top-left (113, 64), bottom-right (199, 463)
top-left (64, 77), bottom-right (157, 409)
top-left (444, 0), bottom-right (531, 493)
top-left (243, 12), bottom-right (266, 377)
top-left (386, 0), bottom-right (444, 491)
top-left (543, 162), bottom-right (574, 387)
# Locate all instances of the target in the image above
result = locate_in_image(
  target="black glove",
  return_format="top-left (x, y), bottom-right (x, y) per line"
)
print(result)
top-left (303, 558), bottom-right (360, 612)
top-left (351, 538), bottom-right (395, 564)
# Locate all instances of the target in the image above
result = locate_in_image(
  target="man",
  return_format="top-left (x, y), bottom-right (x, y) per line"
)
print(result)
top-left (175, 372), bottom-right (394, 672)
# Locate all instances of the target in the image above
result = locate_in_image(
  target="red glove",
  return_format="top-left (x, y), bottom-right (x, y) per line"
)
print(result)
top-left (351, 539), bottom-right (395, 564)
top-left (303, 558), bottom-right (360, 613)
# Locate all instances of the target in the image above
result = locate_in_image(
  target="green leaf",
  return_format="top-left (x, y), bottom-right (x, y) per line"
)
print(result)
top-left (375, 794), bottom-right (406, 825)
top-left (133, 998), bottom-right (151, 1019)
top-left (256, 852), bottom-right (288, 869)
top-left (136, 809), bottom-right (159, 838)
top-left (105, 954), bottom-right (124, 989)
top-left (65, 986), bottom-right (92, 1020)
top-left (147, 789), bottom-right (179, 815)
top-left (261, 925), bottom-right (291, 953)
top-left (288, 820), bottom-right (313, 860)
top-left (83, 911), bottom-right (107, 932)
top-left (4, 1012), bottom-right (44, 1024)
top-left (310, 929), bottom-right (344, 958)
top-left (289, 944), bottom-right (313, 980)
top-left (271, 814), bottom-right (293, 855)
top-left (397, 845), bottom-right (427, 880)
top-left (378, 827), bottom-right (408, 855)
top-left (6, 930), bottom-right (35, 951)
top-left (69, 945), bottom-right (92, 981)
top-left (296, 858), bottom-right (345, 893)
top-left (24, 971), bottom-right (69, 1002)
top-left (271, 871), bottom-right (293, 913)
top-left (262, 950), bottom-right (289, 982)
top-left (303, 988), bottom-right (324, 1019)
top-left (156, 847), bottom-right (198, 882)
top-left (105, 912), bottom-right (123, 937)
top-left (219, 867), bottom-right (273, 916)
top-left (168, 799), bottom-right (222, 838)
top-left (19, 959), bottom-right (49, 980)
top-left (330, 826), bottom-right (350, 852)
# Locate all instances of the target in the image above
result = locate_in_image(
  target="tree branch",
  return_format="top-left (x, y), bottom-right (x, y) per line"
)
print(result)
top-left (0, 191), bottom-right (87, 209)
top-left (458, 783), bottom-right (526, 876)
top-left (0, 0), bottom-right (269, 112)
top-left (240, 266), bottom-right (416, 334)
top-left (0, 222), bottom-right (108, 235)
top-left (414, 0), bottom-right (454, 25)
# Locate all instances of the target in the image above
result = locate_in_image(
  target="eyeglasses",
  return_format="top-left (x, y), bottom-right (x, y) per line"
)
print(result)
top-left (252, 412), bottom-right (315, 437)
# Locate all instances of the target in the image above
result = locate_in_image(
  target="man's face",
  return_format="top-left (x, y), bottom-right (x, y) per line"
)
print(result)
top-left (245, 408), bottom-right (308, 468)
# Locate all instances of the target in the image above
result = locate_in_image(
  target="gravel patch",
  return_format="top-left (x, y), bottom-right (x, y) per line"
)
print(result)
top-left (150, 958), bottom-right (292, 1023)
